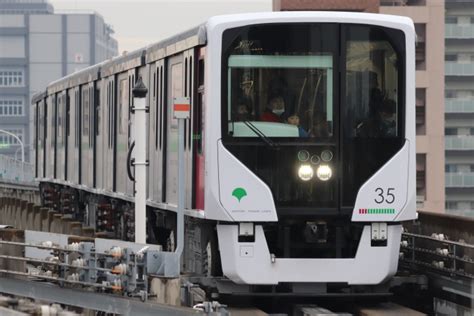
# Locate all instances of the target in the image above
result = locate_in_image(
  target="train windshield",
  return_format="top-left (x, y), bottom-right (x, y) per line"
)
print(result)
top-left (222, 23), bottom-right (338, 141)
top-left (227, 55), bottom-right (333, 138)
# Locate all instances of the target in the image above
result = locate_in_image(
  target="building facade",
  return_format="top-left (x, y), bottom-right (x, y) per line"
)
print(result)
top-left (273, 0), bottom-right (446, 214)
top-left (0, 0), bottom-right (118, 162)
top-left (444, 0), bottom-right (474, 217)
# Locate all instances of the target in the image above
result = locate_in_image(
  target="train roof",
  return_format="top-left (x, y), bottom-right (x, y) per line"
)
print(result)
top-left (145, 24), bottom-right (206, 63)
top-left (32, 11), bottom-right (413, 105)
top-left (32, 23), bottom-right (207, 104)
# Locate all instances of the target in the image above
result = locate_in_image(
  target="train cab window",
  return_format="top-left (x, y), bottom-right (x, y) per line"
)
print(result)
top-left (344, 26), bottom-right (402, 139)
top-left (342, 25), bottom-right (405, 206)
top-left (222, 24), bottom-right (337, 141)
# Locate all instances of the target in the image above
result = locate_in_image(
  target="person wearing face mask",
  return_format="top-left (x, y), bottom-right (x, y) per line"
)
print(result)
top-left (378, 99), bottom-right (397, 137)
top-left (356, 98), bottom-right (397, 138)
top-left (261, 95), bottom-right (285, 122)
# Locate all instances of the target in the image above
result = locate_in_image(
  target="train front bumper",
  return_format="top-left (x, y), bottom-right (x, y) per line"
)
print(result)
top-left (217, 224), bottom-right (402, 285)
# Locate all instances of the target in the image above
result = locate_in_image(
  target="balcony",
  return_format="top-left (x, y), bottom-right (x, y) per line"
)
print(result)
top-left (445, 99), bottom-right (474, 113)
top-left (445, 136), bottom-right (474, 150)
top-left (445, 173), bottom-right (474, 187)
top-left (380, 0), bottom-right (426, 6)
top-left (446, 24), bottom-right (474, 39)
top-left (446, 209), bottom-right (474, 217)
top-left (445, 62), bottom-right (474, 76)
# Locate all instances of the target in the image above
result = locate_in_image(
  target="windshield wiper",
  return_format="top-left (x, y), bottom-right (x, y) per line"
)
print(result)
top-left (243, 120), bottom-right (277, 148)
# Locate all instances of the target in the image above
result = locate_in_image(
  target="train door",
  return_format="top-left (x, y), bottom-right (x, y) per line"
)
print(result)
top-left (103, 76), bottom-right (116, 192)
top-left (45, 95), bottom-right (53, 179)
top-left (96, 79), bottom-right (106, 189)
top-left (66, 87), bottom-right (79, 185)
top-left (34, 101), bottom-right (38, 178)
top-left (165, 54), bottom-right (184, 205)
top-left (63, 90), bottom-right (71, 181)
top-left (149, 60), bottom-right (166, 203)
top-left (126, 69), bottom-right (138, 196)
top-left (81, 83), bottom-right (94, 188)
top-left (93, 81), bottom-right (100, 188)
top-left (116, 71), bottom-right (130, 195)
top-left (56, 91), bottom-right (66, 181)
top-left (194, 49), bottom-right (206, 210)
top-left (183, 50), bottom-right (194, 209)
top-left (37, 99), bottom-right (45, 179)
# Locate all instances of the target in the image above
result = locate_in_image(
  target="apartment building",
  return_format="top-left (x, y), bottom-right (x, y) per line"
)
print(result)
top-left (273, 0), bottom-right (446, 214)
top-left (0, 0), bottom-right (118, 162)
top-left (444, 0), bottom-right (474, 217)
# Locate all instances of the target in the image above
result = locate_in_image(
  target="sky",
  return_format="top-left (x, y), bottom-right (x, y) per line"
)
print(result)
top-left (49, 0), bottom-right (272, 53)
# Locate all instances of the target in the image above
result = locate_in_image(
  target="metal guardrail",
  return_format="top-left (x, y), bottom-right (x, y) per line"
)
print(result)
top-left (401, 232), bottom-right (474, 280)
top-left (445, 62), bottom-right (474, 76)
top-left (445, 24), bottom-right (474, 39)
top-left (0, 154), bottom-right (34, 183)
top-left (445, 99), bottom-right (474, 113)
top-left (445, 136), bottom-right (474, 150)
top-left (445, 173), bottom-right (474, 187)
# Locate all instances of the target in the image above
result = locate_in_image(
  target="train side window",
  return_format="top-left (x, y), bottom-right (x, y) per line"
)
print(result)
top-left (344, 26), bottom-right (402, 139)
top-left (75, 90), bottom-right (78, 148)
top-left (196, 58), bottom-right (204, 154)
top-left (52, 95), bottom-right (56, 148)
top-left (57, 93), bottom-right (62, 146)
top-left (95, 87), bottom-right (100, 137)
top-left (66, 91), bottom-right (70, 138)
top-left (155, 66), bottom-right (160, 149)
top-left (159, 66), bottom-right (164, 150)
top-left (119, 79), bottom-right (128, 135)
top-left (188, 56), bottom-right (193, 151)
top-left (90, 86), bottom-right (94, 146)
top-left (184, 57), bottom-right (188, 150)
top-left (83, 87), bottom-right (89, 137)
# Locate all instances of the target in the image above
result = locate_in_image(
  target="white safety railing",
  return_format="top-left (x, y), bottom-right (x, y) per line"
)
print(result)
top-left (0, 154), bottom-right (34, 183)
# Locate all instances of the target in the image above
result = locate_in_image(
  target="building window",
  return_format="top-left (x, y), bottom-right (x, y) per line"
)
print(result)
top-left (445, 90), bottom-right (457, 99)
top-left (416, 154), bottom-right (426, 204)
top-left (445, 128), bottom-right (458, 135)
top-left (445, 201), bottom-right (457, 210)
top-left (445, 16), bottom-right (457, 24)
top-left (415, 24), bottom-right (426, 70)
top-left (0, 128), bottom-right (24, 146)
top-left (0, 69), bottom-right (24, 87)
top-left (0, 98), bottom-right (24, 117)
top-left (445, 164), bottom-right (458, 172)
top-left (416, 88), bottom-right (426, 135)
top-left (445, 54), bottom-right (457, 62)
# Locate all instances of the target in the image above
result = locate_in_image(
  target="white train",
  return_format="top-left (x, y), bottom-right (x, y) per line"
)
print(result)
top-left (32, 12), bottom-right (416, 289)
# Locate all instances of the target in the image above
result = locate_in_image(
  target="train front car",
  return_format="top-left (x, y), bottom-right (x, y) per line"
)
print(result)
top-left (204, 12), bottom-right (416, 285)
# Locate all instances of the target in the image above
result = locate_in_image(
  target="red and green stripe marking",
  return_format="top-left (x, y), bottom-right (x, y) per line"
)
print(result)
top-left (359, 208), bottom-right (395, 215)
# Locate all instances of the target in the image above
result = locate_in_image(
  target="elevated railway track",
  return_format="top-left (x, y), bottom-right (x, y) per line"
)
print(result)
top-left (0, 178), bottom-right (472, 315)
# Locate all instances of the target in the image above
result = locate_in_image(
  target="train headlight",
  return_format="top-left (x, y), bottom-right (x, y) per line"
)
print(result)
top-left (316, 165), bottom-right (332, 181)
top-left (298, 164), bottom-right (314, 181)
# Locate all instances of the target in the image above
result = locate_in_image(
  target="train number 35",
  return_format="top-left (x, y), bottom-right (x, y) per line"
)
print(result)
top-left (374, 188), bottom-right (395, 204)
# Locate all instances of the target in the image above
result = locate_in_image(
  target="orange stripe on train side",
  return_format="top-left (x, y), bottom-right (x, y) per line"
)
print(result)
top-left (174, 103), bottom-right (190, 111)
